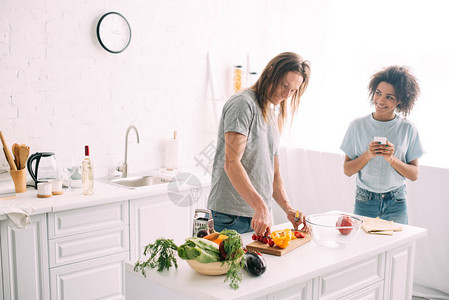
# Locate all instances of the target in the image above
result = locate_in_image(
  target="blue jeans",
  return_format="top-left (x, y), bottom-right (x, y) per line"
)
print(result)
top-left (211, 210), bottom-right (253, 234)
top-left (354, 185), bottom-right (408, 224)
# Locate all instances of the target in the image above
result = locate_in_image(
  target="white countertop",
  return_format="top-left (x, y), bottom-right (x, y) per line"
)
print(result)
top-left (0, 169), bottom-right (211, 220)
top-left (125, 221), bottom-right (427, 300)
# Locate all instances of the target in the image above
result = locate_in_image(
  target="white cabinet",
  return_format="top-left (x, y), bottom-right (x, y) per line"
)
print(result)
top-left (384, 243), bottom-right (415, 300)
top-left (318, 254), bottom-right (384, 300)
top-left (1, 214), bottom-right (50, 300)
top-left (48, 201), bottom-right (129, 300)
top-left (341, 281), bottom-right (384, 300)
top-left (268, 280), bottom-right (313, 300)
top-left (129, 193), bottom-right (194, 261)
top-left (129, 182), bottom-right (211, 261)
top-left (50, 253), bottom-right (127, 300)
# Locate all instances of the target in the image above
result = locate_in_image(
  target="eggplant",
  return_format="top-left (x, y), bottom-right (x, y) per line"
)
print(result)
top-left (245, 252), bottom-right (267, 276)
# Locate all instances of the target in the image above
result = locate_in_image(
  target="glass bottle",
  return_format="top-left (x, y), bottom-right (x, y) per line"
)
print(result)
top-left (82, 145), bottom-right (94, 195)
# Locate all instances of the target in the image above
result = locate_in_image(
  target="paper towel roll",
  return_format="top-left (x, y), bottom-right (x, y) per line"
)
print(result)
top-left (165, 131), bottom-right (180, 171)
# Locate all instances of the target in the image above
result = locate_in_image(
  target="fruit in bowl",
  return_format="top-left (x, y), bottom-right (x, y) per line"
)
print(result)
top-left (305, 213), bottom-right (363, 248)
top-left (336, 215), bottom-right (355, 235)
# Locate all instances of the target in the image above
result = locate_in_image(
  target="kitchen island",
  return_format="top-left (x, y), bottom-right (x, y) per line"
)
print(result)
top-left (125, 219), bottom-right (426, 300)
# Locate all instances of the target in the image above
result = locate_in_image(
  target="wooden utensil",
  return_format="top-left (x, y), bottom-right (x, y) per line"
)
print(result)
top-left (19, 144), bottom-right (30, 170)
top-left (246, 231), bottom-right (312, 256)
top-left (12, 143), bottom-right (20, 169)
top-left (0, 131), bottom-right (17, 171)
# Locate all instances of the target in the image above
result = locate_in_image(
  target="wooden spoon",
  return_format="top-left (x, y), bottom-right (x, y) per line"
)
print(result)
top-left (19, 144), bottom-right (30, 170)
top-left (12, 143), bottom-right (20, 169)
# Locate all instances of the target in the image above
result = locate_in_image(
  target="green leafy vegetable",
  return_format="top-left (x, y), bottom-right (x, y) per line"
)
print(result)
top-left (133, 238), bottom-right (178, 277)
top-left (177, 238), bottom-right (221, 263)
top-left (220, 229), bottom-right (245, 290)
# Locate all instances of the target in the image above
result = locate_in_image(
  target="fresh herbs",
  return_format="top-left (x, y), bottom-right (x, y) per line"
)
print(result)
top-left (220, 229), bottom-right (245, 290)
top-left (133, 238), bottom-right (178, 276)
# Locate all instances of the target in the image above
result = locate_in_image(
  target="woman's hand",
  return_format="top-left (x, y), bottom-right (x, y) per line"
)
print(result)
top-left (374, 140), bottom-right (396, 163)
top-left (367, 141), bottom-right (381, 159)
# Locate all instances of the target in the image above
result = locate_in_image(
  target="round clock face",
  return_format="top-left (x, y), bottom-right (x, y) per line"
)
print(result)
top-left (97, 12), bottom-right (131, 54)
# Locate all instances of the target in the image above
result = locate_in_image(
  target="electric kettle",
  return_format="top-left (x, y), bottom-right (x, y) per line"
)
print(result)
top-left (27, 152), bottom-right (57, 189)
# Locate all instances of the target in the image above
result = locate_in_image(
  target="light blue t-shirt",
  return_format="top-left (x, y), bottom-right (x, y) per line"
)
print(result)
top-left (340, 114), bottom-right (424, 193)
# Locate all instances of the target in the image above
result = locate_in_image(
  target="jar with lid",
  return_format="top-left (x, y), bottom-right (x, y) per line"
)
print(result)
top-left (233, 65), bottom-right (244, 93)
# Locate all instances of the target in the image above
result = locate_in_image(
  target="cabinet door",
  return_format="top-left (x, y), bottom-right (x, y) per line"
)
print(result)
top-left (268, 280), bottom-right (313, 300)
top-left (1, 214), bottom-right (50, 300)
top-left (130, 193), bottom-right (193, 261)
top-left (384, 242), bottom-right (415, 300)
top-left (50, 253), bottom-right (126, 300)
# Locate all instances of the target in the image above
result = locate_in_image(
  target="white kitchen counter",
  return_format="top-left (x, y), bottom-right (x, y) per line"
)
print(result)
top-left (0, 169), bottom-right (211, 220)
top-left (125, 220), bottom-right (427, 300)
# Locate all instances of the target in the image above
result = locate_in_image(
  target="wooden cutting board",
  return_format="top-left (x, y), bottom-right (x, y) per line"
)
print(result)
top-left (246, 231), bottom-right (312, 256)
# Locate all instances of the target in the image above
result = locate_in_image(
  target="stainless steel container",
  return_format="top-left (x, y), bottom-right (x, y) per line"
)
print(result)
top-left (192, 209), bottom-right (214, 237)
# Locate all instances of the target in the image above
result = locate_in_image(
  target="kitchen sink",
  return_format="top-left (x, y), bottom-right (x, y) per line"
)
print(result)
top-left (100, 175), bottom-right (172, 189)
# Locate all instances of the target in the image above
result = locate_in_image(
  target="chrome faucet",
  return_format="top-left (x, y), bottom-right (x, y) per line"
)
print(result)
top-left (118, 125), bottom-right (140, 178)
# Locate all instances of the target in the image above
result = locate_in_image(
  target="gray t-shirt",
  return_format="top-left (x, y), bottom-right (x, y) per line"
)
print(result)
top-left (207, 89), bottom-right (279, 217)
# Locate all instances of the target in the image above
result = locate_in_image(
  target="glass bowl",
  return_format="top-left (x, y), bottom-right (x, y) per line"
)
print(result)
top-left (305, 213), bottom-right (363, 248)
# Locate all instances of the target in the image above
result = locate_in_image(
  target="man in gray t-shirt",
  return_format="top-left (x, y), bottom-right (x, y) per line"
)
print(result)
top-left (208, 90), bottom-right (278, 217)
top-left (206, 52), bottom-right (311, 236)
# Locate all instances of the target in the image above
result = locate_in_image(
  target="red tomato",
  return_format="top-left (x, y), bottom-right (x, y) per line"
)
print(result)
top-left (293, 231), bottom-right (305, 238)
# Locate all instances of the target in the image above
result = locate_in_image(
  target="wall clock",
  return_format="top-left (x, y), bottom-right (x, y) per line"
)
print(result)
top-left (96, 12), bottom-right (131, 54)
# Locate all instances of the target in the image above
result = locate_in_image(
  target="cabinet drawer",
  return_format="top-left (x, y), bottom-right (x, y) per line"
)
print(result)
top-left (50, 252), bottom-right (127, 300)
top-left (339, 281), bottom-right (384, 300)
top-left (49, 225), bottom-right (129, 268)
top-left (48, 201), bottom-right (128, 238)
top-left (319, 254), bottom-right (384, 299)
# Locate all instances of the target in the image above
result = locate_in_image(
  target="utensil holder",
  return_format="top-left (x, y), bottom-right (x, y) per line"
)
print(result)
top-left (10, 168), bottom-right (26, 193)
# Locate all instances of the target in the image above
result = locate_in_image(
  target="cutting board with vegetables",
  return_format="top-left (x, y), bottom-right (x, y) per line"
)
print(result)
top-left (246, 231), bottom-right (312, 256)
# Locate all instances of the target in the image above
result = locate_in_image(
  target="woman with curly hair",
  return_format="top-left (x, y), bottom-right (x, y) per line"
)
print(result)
top-left (207, 52), bottom-right (311, 236)
top-left (340, 66), bottom-right (423, 224)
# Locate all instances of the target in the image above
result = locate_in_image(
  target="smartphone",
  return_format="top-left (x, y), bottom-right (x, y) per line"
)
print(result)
top-left (373, 136), bottom-right (387, 145)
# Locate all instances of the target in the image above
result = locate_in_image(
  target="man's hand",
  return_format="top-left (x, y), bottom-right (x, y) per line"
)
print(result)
top-left (251, 208), bottom-right (272, 236)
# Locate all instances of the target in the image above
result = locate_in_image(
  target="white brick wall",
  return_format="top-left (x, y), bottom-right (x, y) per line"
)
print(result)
top-left (1, 0), bottom-right (317, 178)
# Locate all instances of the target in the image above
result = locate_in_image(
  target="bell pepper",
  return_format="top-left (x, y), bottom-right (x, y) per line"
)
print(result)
top-left (211, 234), bottom-right (228, 245)
top-left (270, 229), bottom-right (292, 249)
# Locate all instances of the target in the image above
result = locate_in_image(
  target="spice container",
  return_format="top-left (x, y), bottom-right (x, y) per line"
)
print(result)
top-left (233, 65), bottom-right (244, 93)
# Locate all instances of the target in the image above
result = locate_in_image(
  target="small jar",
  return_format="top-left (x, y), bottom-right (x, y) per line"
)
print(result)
top-left (233, 65), bottom-right (243, 93)
top-left (248, 71), bottom-right (258, 87)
